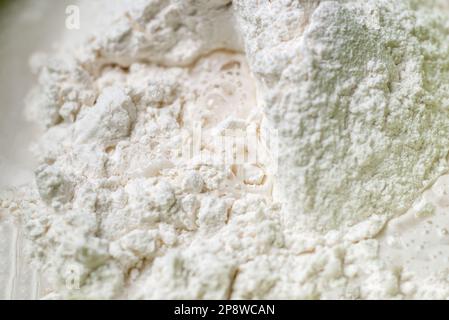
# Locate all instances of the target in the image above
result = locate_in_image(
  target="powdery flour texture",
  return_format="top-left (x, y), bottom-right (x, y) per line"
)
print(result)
top-left (3, 0), bottom-right (449, 299)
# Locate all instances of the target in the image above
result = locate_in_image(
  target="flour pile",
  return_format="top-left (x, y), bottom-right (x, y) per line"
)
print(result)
top-left (3, 0), bottom-right (449, 299)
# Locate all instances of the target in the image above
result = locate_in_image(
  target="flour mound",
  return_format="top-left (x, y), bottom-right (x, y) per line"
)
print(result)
top-left (236, 0), bottom-right (449, 233)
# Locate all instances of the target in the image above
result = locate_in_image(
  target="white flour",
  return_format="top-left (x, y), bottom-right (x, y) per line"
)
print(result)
top-left (3, 0), bottom-right (449, 299)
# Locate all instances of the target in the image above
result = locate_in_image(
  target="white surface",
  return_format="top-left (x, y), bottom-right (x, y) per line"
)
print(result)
top-left (0, 0), bottom-right (98, 300)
